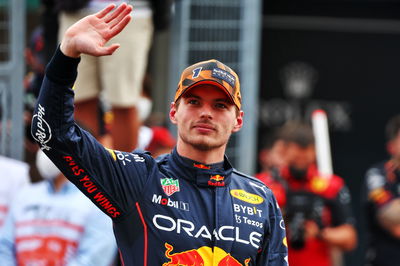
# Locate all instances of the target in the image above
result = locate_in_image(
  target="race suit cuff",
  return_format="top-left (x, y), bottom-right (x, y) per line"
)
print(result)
top-left (45, 45), bottom-right (81, 86)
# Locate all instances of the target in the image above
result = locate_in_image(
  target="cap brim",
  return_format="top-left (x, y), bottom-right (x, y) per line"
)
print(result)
top-left (177, 80), bottom-right (236, 106)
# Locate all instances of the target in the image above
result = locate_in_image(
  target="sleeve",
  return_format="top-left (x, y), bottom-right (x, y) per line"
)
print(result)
top-left (0, 205), bottom-right (17, 266)
top-left (31, 47), bottom-right (156, 221)
top-left (329, 185), bottom-right (356, 226)
top-left (67, 208), bottom-right (117, 266)
top-left (257, 190), bottom-right (288, 266)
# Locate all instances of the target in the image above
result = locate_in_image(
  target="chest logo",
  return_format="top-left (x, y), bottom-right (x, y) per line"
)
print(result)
top-left (230, 189), bottom-right (264, 205)
top-left (208, 175), bottom-right (225, 187)
top-left (161, 178), bottom-right (180, 196)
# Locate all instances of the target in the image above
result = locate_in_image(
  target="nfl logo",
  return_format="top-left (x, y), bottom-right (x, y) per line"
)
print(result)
top-left (160, 178), bottom-right (180, 196)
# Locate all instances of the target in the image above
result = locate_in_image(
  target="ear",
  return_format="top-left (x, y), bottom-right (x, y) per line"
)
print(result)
top-left (232, 110), bottom-right (244, 133)
top-left (169, 102), bottom-right (178, 125)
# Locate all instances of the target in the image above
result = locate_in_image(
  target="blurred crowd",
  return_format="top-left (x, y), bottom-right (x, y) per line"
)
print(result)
top-left (1, 1), bottom-right (400, 266)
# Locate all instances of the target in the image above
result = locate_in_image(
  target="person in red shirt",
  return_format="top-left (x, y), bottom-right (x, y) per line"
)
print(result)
top-left (257, 121), bottom-right (357, 266)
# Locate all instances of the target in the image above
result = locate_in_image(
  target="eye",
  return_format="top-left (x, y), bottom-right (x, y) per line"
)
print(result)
top-left (215, 102), bottom-right (228, 109)
top-left (187, 99), bottom-right (199, 105)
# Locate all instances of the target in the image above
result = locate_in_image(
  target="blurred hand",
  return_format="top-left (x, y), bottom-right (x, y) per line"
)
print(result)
top-left (60, 3), bottom-right (132, 58)
top-left (304, 220), bottom-right (320, 239)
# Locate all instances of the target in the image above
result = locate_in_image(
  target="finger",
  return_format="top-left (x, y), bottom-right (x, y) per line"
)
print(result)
top-left (108, 15), bottom-right (132, 38)
top-left (96, 4), bottom-right (116, 19)
top-left (109, 5), bottom-right (133, 29)
top-left (104, 2), bottom-right (128, 23)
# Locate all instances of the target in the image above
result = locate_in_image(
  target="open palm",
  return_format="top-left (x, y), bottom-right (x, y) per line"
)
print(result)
top-left (60, 3), bottom-right (132, 58)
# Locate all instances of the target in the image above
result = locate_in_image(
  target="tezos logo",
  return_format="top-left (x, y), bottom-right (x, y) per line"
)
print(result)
top-left (32, 104), bottom-right (52, 150)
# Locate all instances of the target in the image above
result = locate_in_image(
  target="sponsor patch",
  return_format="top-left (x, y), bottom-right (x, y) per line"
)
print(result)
top-left (161, 178), bottom-right (180, 196)
top-left (212, 68), bottom-right (236, 88)
top-left (230, 189), bottom-right (264, 205)
top-left (208, 175), bottom-right (225, 187)
top-left (233, 204), bottom-right (263, 217)
top-left (32, 104), bottom-right (52, 150)
top-left (152, 194), bottom-right (189, 211)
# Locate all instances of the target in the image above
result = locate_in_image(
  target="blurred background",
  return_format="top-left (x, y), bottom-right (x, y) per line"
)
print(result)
top-left (1, 0), bottom-right (400, 265)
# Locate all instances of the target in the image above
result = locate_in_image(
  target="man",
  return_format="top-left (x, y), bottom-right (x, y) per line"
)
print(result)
top-left (259, 121), bottom-right (356, 266)
top-left (255, 132), bottom-right (286, 207)
top-left (0, 150), bottom-right (116, 265)
top-left (363, 115), bottom-right (400, 266)
top-left (31, 3), bottom-right (287, 265)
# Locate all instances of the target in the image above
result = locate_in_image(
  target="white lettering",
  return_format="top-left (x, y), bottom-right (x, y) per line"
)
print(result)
top-left (249, 231), bottom-right (262, 249)
top-left (152, 214), bottom-right (262, 248)
top-left (235, 227), bottom-right (250, 246)
top-left (152, 194), bottom-right (162, 204)
top-left (218, 226), bottom-right (234, 241)
top-left (233, 204), bottom-right (263, 217)
top-left (177, 219), bottom-right (194, 236)
top-left (195, 226), bottom-right (212, 240)
top-left (153, 214), bottom-right (176, 231)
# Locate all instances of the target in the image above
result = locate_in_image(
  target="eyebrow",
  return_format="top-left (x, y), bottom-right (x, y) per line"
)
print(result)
top-left (184, 94), bottom-right (232, 104)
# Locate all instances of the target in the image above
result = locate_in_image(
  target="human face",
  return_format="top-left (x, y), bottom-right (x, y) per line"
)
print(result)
top-left (170, 84), bottom-right (243, 152)
top-left (284, 143), bottom-right (316, 170)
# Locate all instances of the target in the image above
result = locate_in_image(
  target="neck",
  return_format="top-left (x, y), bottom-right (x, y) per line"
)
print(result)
top-left (176, 140), bottom-right (226, 165)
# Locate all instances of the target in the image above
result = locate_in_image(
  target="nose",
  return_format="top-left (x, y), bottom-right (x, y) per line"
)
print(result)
top-left (199, 103), bottom-right (213, 119)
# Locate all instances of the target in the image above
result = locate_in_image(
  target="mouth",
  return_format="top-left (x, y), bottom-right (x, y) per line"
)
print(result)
top-left (193, 123), bottom-right (216, 134)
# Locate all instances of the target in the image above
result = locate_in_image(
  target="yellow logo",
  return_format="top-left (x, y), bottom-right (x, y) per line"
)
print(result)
top-left (311, 177), bottom-right (328, 193)
top-left (105, 148), bottom-right (117, 161)
top-left (230, 190), bottom-right (264, 205)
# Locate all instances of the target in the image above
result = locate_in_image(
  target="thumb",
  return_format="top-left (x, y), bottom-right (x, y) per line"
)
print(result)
top-left (97, 43), bottom-right (120, 56)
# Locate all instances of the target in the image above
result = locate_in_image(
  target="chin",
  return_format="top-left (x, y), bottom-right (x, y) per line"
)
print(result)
top-left (190, 138), bottom-right (226, 151)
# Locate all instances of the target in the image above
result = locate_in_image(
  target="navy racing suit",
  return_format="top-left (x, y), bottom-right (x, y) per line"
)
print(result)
top-left (31, 47), bottom-right (288, 265)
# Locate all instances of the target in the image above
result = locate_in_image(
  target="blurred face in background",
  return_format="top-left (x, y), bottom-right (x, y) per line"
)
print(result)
top-left (283, 143), bottom-right (316, 171)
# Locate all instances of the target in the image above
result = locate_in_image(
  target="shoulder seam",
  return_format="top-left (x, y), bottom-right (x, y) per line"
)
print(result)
top-left (232, 169), bottom-right (266, 186)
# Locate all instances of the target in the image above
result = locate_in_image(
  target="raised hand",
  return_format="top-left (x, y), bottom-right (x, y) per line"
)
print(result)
top-left (60, 3), bottom-right (133, 58)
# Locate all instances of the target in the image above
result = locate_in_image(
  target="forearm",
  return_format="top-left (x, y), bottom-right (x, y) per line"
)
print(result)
top-left (377, 198), bottom-right (400, 239)
top-left (320, 224), bottom-right (357, 251)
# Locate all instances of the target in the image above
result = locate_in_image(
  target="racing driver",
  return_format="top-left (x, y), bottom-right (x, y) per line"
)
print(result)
top-left (31, 3), bottom-right (288, 265)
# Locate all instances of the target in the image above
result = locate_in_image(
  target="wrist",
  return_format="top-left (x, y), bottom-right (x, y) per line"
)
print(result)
top-left (60, 38), bottom-right (81, 58)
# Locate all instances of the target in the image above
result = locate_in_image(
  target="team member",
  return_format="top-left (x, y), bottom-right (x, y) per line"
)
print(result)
top-left (258, 121), bottom-right (357, 266)
top-left (0, 150), bottom-right (116, 265)
top-left (363, 115), bottom-right (400, 266)
top-left (31, 3), bottom-right (287, 265)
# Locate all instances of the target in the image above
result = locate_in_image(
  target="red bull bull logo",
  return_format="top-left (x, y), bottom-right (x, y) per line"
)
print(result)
top-left (193, 163), bottom-right (211, 169)
top-left (208, 175), bottom-right (225, 187)
top-left (163, 243), bottom-right (250, 266)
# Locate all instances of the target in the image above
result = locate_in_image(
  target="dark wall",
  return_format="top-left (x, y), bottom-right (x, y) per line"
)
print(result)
top-left (264, 0), bottom-right (400, 19)
top-left (260, 15), bottom-right (400, 266)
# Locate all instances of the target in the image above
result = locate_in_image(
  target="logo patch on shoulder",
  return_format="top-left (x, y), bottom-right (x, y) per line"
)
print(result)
top-left (230, 189), bottom-right (264, 205)
top-left (161, 178), bottom-right (180, 196)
